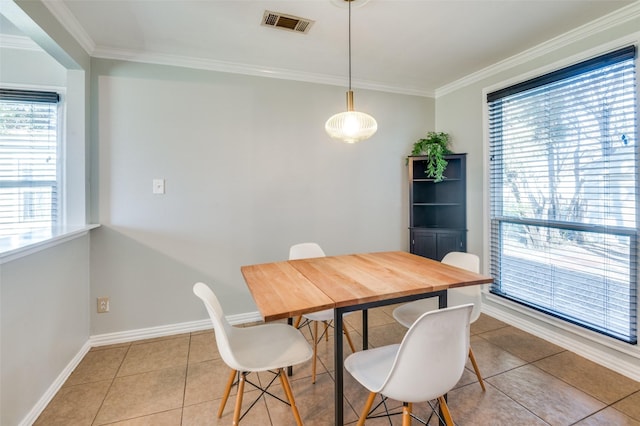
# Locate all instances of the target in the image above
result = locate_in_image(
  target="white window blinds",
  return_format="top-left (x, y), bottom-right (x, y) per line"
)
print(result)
top-left (0, 89), bottom-right (60, 237)
top-left (488, 46), bottom-right (638, 343)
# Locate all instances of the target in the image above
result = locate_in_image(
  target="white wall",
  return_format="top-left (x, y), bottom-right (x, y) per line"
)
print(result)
top-left (435, 14), bottom-right (640, 378)
top-left (89, 59), bottom-right (436, 335)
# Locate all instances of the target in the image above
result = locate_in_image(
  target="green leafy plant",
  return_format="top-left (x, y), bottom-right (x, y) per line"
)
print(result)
top-left (410, 132), bottom-right (451, 182)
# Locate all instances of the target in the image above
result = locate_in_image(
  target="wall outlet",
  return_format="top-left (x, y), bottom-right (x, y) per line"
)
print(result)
top-left (97, 297), bottom-right (110, 313)
top-left (153, 178), bottom-right (165, 194)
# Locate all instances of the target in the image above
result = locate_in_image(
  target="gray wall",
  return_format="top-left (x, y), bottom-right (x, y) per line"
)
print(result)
top-left (0, 45), bottom-right (86, 426)
top-left (89, 59), bottom-right (436, 334)
top-left (0, 2), bottom-right (92, 424)
top-left (1, 236), bottom-right (90, 426)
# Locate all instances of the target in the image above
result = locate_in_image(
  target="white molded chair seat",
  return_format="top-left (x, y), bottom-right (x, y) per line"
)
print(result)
top-left (289, 242), bottom-right (357, 383)
top-left (193, 282), bottom-right (312, 425)
top-left (346, 304), bottom-right (473, 426)
top-left (392, 251), bottom-right (485, 391)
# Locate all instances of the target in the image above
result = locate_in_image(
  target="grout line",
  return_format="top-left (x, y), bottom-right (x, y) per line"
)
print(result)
top-left (90, 343), bottom-right (132, 426)
top-left (180, 333), bottom-right (193, 425)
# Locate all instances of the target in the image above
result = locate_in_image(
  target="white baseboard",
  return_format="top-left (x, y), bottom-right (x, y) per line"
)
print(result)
top-left (19, 341), bottom-right (92, 426)
top-left (21, 311), bottom-right (263, 425)
top-left (482, 299), bottom-right (640, 382)
top-left (89, 311), bottom-right (263, 347)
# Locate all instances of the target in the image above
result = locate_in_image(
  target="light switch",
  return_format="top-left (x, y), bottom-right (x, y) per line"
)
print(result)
top-left (153, 178), bottom-right (165, 194)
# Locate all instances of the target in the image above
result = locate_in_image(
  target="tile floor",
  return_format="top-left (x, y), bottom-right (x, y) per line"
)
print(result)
top-left (35, 306), bottom-right (640, 425)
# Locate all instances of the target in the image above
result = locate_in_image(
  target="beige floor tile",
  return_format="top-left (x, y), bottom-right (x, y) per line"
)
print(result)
top-left (488, 364), bottom-right (605, 425)
top-left (188, 331), bottom-right (220, 364)
top-left (64, 346), bottom-right (128, 387)
top-left (377, 302), bottom-right (403, 316)
top-left (182, 394), bottom-right (269, 426)
top-left (34, 380), bottom-right (111, 426)
top-left (90, 342), bottom-right (131, 352)
top-left (573, 407), bottom-right (640, 425)
top-left (480, 325), bottom-right (565, 362)
top-left (444, 382), bottom-right (548, 425)
top-left (343, 365), bottom-right (403, 422)
top-left (534, 351), bottom-right (640, 404)
top-left (455, 366), bottom-right (482, 390)
top-left (36, 313), bottom-right (639, 426)
top-left (216, 388), bottom-right (272, 424)
top-left (344, 307), bottom-right (398, 330)
top-left (184, 359), bottom-right (237, 407)
top-left (94, 366), bottom-right (186, 425)
top-left (306, 334), bottom-right (357, 375)
top-left (281, 372), bottom-right (360, 425)
top-left (131, 332), bottom-right (191, 345)
top-left (297, 321), bottom-right (363, 351)
top-left (614, 390), bottom-right (640, 421)
top-left (253, 371), bottom-right (361, 426)
top-left (366, 322), bottom-right (407, 348)
top-left (471, 313), bottom-right (509, 335)
top-left (104, 408), bottom-right (183, 425)
top-left (117, 335), bottom-right (189, 377)
top-left (468, 335), bottom-right (527, 378)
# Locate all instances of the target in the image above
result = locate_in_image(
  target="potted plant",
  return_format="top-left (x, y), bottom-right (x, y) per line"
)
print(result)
top-left (410, 131), bottom-right (451, 182)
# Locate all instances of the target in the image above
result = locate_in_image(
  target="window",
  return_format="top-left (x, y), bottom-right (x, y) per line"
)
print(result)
top-left (0, 89), bottom-right (60, 238)
top-left (488, 45), bottom-right (638, 343)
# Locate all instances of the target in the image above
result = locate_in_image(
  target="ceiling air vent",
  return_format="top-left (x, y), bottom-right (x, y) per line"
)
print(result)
top-left (261, 11), bottom-right (314, 34)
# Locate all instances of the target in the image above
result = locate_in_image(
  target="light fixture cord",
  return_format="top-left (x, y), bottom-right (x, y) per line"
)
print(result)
top-left (348, 0), bottom-right (352, 91)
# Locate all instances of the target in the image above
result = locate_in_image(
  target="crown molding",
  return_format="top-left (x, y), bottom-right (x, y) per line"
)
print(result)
top-left (41, 0), bottom-right (94, 54)
top-left (435, 1), bottom-right (640, 98)
top-left (40, 0), bottom-right (433, 97)
top-left (34, 0), bottom-right (637, 99)
top-left (0, 34), bottom-right (42, 51)
top-left (90, 46), bottom-right (435, 97)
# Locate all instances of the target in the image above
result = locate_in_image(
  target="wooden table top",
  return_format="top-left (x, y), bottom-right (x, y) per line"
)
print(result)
top-left (241, 251), bottom-right (493, 321)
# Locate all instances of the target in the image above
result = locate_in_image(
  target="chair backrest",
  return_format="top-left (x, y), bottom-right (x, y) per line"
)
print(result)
top-left (442, 251), bottom-right (482, 323)
top-left (193, 282), bottom-right (240, 370)
top-left (289, 242), bottom-right (326, 260)
top-left (380, 304), bottom-right (473, 403)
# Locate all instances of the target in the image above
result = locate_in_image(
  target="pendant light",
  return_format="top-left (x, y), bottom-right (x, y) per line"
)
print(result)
top-left (325, 0), bottom-right (377, 143)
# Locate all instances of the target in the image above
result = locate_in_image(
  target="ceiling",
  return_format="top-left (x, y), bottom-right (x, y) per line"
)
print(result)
top-left (2, 0), bottom-right (637, 97)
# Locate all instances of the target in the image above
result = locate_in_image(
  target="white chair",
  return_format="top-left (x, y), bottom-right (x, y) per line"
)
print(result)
top-left (289, 242), bottom-right (357, 383)
top-left (392, 251), bottom-right (486, 391)
top-left (193, 282), bottom-right (312, 425)
top-left (346, 304), bottom-right (473, 426)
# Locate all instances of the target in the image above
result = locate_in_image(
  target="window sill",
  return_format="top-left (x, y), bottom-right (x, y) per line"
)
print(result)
top-left (0, 224), bottom-right (100, 264)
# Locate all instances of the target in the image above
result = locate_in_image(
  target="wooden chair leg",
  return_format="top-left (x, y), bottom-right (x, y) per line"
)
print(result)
top-left (324, 321), bottom-right (329, 342)
top-left (343, 324), bottom-right (356, 353)
top-left (402, 402), bottom-right (412, 426)
top-left (218, 369), bottom-right (237, 417)
top-left (468, 346), bottom-right (486, 391)
top-left (437, 396), bottom-right (454, 426)
top-left (312, 321), bottom-right (319, 384)
top-left (293, 315), bottom-right (302, 328)
top-left (357, 391), bottom-right (377, 426)
top-left (232, 373), bottom-right (246, 426)
top-left (279, 368), bottom-right (304, 426)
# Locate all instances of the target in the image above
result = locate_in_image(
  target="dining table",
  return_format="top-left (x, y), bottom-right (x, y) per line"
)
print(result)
top-left (241, 250), bottom-right (493, 426)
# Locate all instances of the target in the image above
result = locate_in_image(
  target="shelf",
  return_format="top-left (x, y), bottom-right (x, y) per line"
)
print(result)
top-left (409, 154), bottom-right (467, 260)
top-left (413, 203), bottom-right (461, 206)
top-left (413, 178), bottom-right (461, 182)
top-left (411, 226), bottom-right (467, 230)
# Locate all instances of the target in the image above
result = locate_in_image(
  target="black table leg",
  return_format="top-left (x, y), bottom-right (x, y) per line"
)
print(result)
top-left (362, 309), bottom-right (368, 350)
top-left (288, 317), bottom-right (293, 376)
top-left (439, 291), bottom-right (448, 425)
top-left (334, 307), bottom-right (344, 426)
